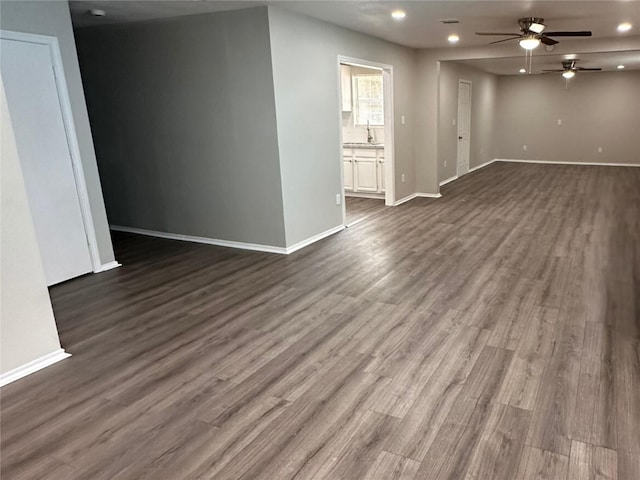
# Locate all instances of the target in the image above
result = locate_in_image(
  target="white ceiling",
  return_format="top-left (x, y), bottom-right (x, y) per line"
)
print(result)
top-left (69, 0), bottom-right (640, 75)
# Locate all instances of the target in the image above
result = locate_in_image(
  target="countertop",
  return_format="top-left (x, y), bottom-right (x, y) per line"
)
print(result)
top-left (343, 143), bottom-right (384, 149)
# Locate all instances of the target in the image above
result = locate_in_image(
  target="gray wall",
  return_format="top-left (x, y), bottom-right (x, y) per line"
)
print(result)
top-left (75, 8), bottom-right (287, 247)
top-left (495, 71), bottom-right (640, 164)
top-left (1, 79), bottom-right (62, 375)
top-left (268, 6), bottom-right (418, 245)
top-left (438, 62), bottom-right (497, 182)
top-left (0, 0), bottom-right (115, 265)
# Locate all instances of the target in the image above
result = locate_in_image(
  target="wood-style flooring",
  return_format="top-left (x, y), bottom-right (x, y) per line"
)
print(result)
top-left (345, 196), bottom-right (387, 226)
top-left (2, 162), bottom-right (639, 479)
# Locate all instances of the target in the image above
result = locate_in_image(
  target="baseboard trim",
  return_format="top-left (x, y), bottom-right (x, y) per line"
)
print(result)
top-left (496, 159), bottom-right (640, 168)
top-left (439, 175), bottom-right (458, 186)
top-left (110, 225), bottom-right (289, 254)
top-left (285, 225), bottom-right (344, 254)
top-left (0, 349), bottom-right (71, 387)
top-left (468, 159), bottom-right (497, 173)
top-left (416, 192), bottom-right (443, 199)
top-left (110, 225), bottom-right (344, 255)
top-left (345, 192), bottom-right (385, 199)
top-left (95, 260), bottom-right (121, 273)
top-left (394, 193), bottom-right (418, 206)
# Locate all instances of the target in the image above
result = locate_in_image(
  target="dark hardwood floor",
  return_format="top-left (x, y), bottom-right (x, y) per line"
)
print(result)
top-left (2, 162), bottom-right (639, 479)
top-left (345, 196), bottom-right (387, 226)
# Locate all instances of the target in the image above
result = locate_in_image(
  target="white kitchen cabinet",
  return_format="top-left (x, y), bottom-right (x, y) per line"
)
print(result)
top-left (343, 146), bottom-right (385, 194)
top-left (354, 151), bottom-right (378, 192)
top-left (340, 65), bottom-right (352, 112)
top-left (343, 149), bottom-right (354, 190)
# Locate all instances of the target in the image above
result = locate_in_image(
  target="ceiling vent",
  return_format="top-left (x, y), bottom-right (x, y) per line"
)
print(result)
top-left (440, 19), bottom-right (460, 24)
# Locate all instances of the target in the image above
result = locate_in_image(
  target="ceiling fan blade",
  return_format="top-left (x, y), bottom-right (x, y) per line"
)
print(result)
top-left (489, 37), bottom-right (521, 44)
top-left (576, 67), bottom-right (602, 71)
top-left (475, 32), bottom-right (521, 36)
top-left (541, 69), bottom-right (564, 72)
top-left (540, 36), bottom-right (559, 46)
top-left (544, 31), bottom-right (592, 37)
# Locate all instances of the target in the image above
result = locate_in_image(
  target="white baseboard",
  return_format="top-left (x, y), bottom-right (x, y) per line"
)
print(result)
top-left (285, 225), bottom-right (344, 254)
top-left (110, 225), bottom-right (344, 255)
top-left (496, 158), bottom-right (640, 168)
top-left (416, 192), bottom-right (443, 199)
top-left (95, 260), bottom-right (121, 273)
top-left (394, 193), bottom-right (418, 206)
top-left (439, 175), bottom-right (458, 186)
top-left (111, 225), bottom-right (289, 254)
top-left (0, 349), bottom-right (71, 387)
top-left (468, 159), bottom-right (497, 173)
top-left (345, 192), bottom-right (385, 199)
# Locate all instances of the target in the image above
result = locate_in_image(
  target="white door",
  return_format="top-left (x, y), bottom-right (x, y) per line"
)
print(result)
top-left (1, 38), bottom-right (93, 285)
top-left (456, 80), bottom-right (472, 176)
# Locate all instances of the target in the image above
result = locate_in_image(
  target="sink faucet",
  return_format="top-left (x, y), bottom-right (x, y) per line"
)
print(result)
top-left (367, 120), bottom-right (374, 143)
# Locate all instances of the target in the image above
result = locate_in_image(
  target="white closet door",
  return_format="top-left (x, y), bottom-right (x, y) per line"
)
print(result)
top-left (1, 38), bottom-right (92, 286)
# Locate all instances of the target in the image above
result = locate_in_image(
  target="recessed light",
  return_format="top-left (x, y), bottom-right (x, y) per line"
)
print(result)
top-left (448, 34), bottom-right (459, 43)
top-left (89, 9), bottom-right (106, 17)
top-left (391, 10), bottom-right (406, 20)
top-left (617, 22), bottom-right (632, 32)
top-left (617, 64), bottom-right (625, 69)
top-left (519, 68), bottom-right (527, 73)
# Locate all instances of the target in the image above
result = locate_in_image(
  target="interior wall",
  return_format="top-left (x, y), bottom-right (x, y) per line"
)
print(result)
top-left (1, 79), bottom-right (63, 375)
top-left (438, 62), bottom-right (497, 182)
top-left (495, 70), bottom-right (640, 165)
top-left (75, 7), bottom-right (287, 247)
top-left (267, 6), bottom-right (417, 245)
top-left (0, 0), bottom-right (115, 265)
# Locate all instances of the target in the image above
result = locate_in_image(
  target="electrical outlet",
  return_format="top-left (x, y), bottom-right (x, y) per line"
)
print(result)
top-left (401, 115), bottom-right (406, 125)
top-left (598, 147), bottom-right (603, 153)
top-left (444, 160), bottom-right (447, 167)
top-left (401, 174), bottom-right (406, 183)
top-left (523, 145), bottom-right (527, 151)
top-left (557, 119), bottom-right (562, 125)
top-left (452, 118), bottom-right (456, 126)
top-left (335, 194), bottom-right (341, 205)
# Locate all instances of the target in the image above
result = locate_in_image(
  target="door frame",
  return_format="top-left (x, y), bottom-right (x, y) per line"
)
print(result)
top-left (1, 29), bottom-right (102, 272)
top-left (337, 55), bottom-right (395, 226)
top-left (456, 78), bottom-right (472, 177)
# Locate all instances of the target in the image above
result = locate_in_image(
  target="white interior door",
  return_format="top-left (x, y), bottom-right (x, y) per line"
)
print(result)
top-left (456, 80), bottom-right (472, 176)
top-left (1, 38), bottom-right (93, 286)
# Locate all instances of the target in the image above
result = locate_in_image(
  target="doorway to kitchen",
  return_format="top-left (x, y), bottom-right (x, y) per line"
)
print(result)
top-left (338, 56), bottom-right (394, 227)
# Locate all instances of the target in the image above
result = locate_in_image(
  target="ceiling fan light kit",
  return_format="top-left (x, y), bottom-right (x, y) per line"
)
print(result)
top-left (519, 36), bottom-right (541, 50)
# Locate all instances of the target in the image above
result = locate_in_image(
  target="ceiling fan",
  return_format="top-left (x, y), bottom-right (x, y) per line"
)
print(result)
top-left (542, 59), bottom-right (602, 78)
top-left (476, 17), bottom-right (592, 50)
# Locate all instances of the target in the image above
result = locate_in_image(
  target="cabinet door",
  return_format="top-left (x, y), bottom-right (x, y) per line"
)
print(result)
top-left (343, 158), bottom-right (354, 190)
top-left (354, 156), bottom-right (378, 192)
top-left (340, 65), bottom-right (352, 112)
top-left (378, 157), bottom-right (385, 192)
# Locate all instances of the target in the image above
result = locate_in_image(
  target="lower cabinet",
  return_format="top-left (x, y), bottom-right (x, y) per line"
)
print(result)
top-left (343, 147), bottom-right (385, 194)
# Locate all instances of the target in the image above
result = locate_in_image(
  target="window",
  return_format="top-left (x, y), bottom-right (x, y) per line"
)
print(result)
top-left (353, 74), bottom-right (384, 126)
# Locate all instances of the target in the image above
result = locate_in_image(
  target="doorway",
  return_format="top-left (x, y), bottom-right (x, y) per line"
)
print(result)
top-left (338, 56), bottom-right (394, 227)
top-left (1, 31), bottom-right (100, 285)
top-left (456, 79), bottom-right (472, 176)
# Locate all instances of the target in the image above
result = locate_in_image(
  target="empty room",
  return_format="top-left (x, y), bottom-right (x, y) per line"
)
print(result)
top-left (1, 1), bottom-right (639, 479)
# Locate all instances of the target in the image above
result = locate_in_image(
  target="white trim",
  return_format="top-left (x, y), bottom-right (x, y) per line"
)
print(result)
top-left (416, 192), bottom-right (443, 199)
top-left (96, 260), bottom-right (122, 272)
top-left (394, 192), bottom-right (418, 206)
top-left (0, 349), bottom-right (71, 387)
top-left (110, 225), bottom-right (344, 255)
top-left (0, 30), bottom-right (105, 273)
top-left (496, 159), bottom-right (640, 168)
top-left (456, 78), bottom-right (472, 177)
top-left (345, 192), bottom-right (385, 199)
top-left (439, 175), bottom-right (458, 186)
top-left (110, 225), bottom-right (289, 254)
top-left (284, 225), bottom-right (344, 254)
top-left (469, 159), bottom-right (497, 173)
